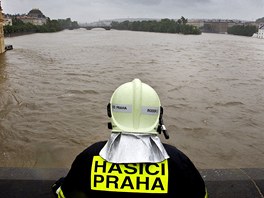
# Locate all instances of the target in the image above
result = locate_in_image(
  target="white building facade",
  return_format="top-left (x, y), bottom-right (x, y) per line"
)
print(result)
top-left (4, 15), bottom-right (12, 26)
top-left (17, 9), bottom-right (47, 26)
top-left (257, 24), bottom-right (264, 39)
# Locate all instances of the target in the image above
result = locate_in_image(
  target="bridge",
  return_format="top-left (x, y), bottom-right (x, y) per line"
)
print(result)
top-left (85, 25), bottom-right (111, 30)
top-left (81, 21), bottom-right (112, 30)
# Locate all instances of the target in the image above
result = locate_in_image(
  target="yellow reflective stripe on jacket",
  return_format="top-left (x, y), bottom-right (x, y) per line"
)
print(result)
top-left (58, 187), bottom-right (66, 198)
top-left (204, 188), bottom-right (208, 198)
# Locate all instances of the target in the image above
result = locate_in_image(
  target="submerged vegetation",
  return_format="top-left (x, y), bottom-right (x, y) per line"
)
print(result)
top-left (4, 17), bottom-right (79, 36)
top-left (111, 17), bottom-right (201, 35)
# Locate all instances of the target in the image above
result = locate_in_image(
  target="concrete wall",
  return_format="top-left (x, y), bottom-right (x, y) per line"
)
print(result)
top-left (0, 167), bottom-right (263, 198)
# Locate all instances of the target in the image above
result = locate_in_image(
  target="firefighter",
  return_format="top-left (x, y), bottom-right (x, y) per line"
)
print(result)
top-left (52, 78), bottom-right (208, 198)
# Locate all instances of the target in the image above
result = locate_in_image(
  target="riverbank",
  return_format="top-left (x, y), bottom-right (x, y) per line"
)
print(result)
top-left (4, 32), bottom-right (37, 38)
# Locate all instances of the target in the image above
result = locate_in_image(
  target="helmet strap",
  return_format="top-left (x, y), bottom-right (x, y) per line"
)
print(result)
top-left (157, 106), bottom-right (169, 139)
top-left (107, 103), bottom-right (113, 129)
top-left (107, 103), bottom-right (112, 117)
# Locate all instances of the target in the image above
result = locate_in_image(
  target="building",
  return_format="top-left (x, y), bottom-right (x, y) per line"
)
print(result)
top-left (0, 1), bottom-right (5, 53)
top-left (188, 19), bottom-right (231, 33)
top-left (257, 24), bottom-right (264, 38)
top-left (3, 14), bottom-right (12, 26)
top-left (187, 19), bottom-right (204, 29)
top-left (17, 9), bottom-right (47, 26)
top-left (203, 19), bottom-right (229, 33)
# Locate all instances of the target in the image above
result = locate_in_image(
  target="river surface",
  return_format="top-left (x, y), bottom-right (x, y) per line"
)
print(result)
top-left (1, 29), bottom-right (264, 169)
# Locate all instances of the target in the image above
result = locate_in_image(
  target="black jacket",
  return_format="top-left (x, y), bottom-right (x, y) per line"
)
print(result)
top-left (56, 141), bottom-right (207, 198)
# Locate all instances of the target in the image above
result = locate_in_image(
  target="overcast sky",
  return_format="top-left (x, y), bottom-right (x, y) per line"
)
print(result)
top-left (2, 0), bottom-right (264, 23)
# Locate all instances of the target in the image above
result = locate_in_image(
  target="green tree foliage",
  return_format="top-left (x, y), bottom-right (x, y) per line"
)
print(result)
top-left (256, 17), bottom-right (264, 23)
top-left (227, 25), bottom-right (258, 36)
top-left (111, 17), bottom-right (201, 35)
top-left (180, 16), bottom-right (188, 25)
top-left (4, 17), bottom-right (80, 36)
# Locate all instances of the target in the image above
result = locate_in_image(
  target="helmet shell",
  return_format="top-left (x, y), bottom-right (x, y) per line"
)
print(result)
top-left (110, 79), bottom-right (161, 134)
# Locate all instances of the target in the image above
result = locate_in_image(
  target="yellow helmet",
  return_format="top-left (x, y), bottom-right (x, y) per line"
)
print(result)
top-left (107, 78), bottom-right (161, 134)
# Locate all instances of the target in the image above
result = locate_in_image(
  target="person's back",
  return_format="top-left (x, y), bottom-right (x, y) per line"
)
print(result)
top-left (52, 79), bottom-right (208, 198)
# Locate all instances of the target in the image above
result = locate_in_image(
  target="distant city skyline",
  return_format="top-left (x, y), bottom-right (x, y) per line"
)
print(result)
top-left (2, 0), bottom-right (263, 23)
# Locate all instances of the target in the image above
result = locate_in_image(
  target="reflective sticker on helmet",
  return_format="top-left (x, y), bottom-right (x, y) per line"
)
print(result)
top-left (112, 104), bottom-right (132, 113)
top-left (142, 106), bottom-right (159, 115)
top-left (91, 156), bottom-right (168, 193)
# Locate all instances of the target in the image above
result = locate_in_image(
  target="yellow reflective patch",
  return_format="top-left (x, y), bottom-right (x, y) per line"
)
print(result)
top-left (205, 188), bottom-right (208, 198)
top-left (58, 187), bottom-right (65, 198)
top-left (91, 156), bottom-right (168, 193)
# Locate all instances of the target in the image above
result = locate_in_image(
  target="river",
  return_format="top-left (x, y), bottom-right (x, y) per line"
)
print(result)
top-left (1, 29), bottom-right (264, 169)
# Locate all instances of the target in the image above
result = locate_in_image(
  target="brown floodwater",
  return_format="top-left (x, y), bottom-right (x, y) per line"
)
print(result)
top-left (0, 29), bottom-right (264, 169)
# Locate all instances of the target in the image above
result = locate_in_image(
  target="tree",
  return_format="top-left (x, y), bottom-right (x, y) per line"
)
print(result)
top-left (180, 16), bottom-right (188, 25)
top-left (110, 18), bottom-right (201, 35)
top-left (256, 17), bottom-right (264, 24)
top-left (4, 16), bottom-right (80, 36)
top-left (227, 25), bottom-right (258, 36)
